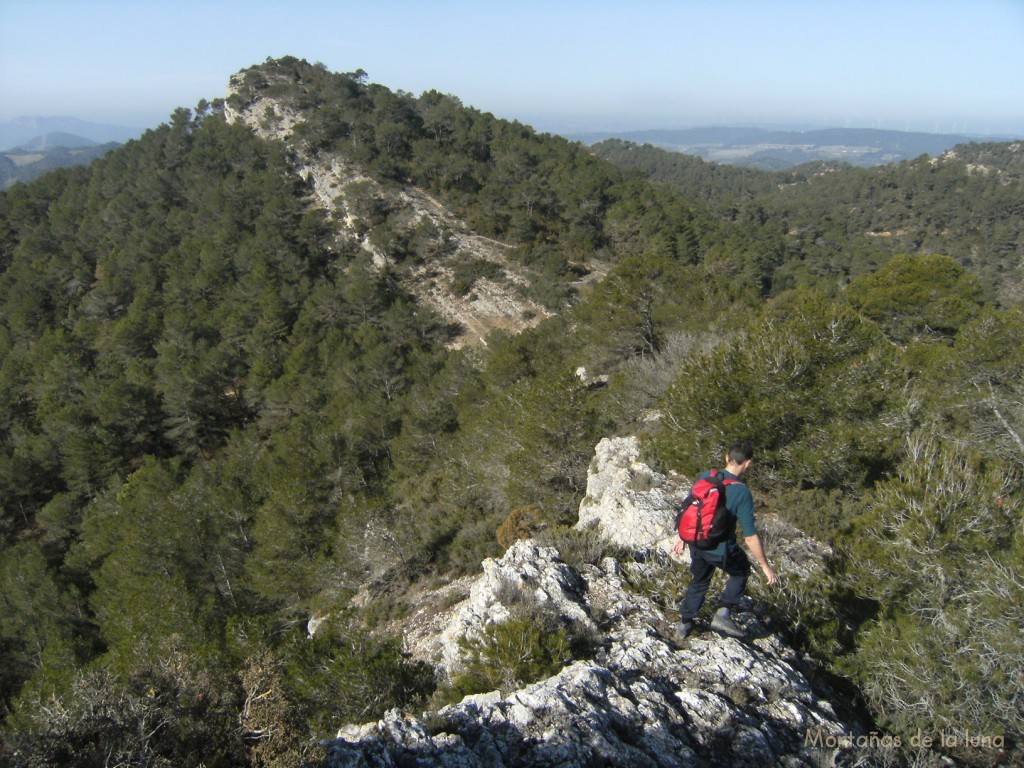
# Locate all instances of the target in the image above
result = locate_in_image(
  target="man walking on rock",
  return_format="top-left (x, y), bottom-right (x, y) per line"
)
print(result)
top-left (674, 440), bottom-right (778, 639)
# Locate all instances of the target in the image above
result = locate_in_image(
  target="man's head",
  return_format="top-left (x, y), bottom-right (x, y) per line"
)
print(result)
top-left (725, 440), bottom-right (754, 474)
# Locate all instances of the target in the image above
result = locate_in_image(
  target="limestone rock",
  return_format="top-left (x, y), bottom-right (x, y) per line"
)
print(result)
top-left (439, 540), bottom-right (598, 674)
top-left (574, 436), bottom-right (830, 578)
top-left (328, 540), bottom-right (878, 767)
top-left (575, 436), bottom-right (684, 552)
top-left (325, 436), bottom-right (876, 767)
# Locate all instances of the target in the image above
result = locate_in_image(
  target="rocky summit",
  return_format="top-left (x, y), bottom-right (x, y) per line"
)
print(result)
top-left (223, 73), bottom-right (556, 349)
top-left (324, 438), bottom-right (885, 767)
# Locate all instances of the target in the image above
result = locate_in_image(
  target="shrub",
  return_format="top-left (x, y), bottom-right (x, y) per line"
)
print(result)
top-left (496, 505), bottom-right (544, 550)
top-left (536, 523), bottom-right (615, 571)
top-left (764, 486), bottom-right (859, 544)
top-left (837, 432), bottom-right (1023, 766)
top-left (619, 553), bottom-right (691, 615)
top-left (4, 644), bottom-right (246, 768)
top-left (451, 615), bottom-right (574, 697)
top-left (283, 614), bottom-right (435, 737)
top-left (449, 256), bottom-right (504, 296)
top-left (449, 586), bottom-right (596, 698)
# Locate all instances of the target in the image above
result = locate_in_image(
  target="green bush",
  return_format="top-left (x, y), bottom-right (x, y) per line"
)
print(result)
top-left (449, 587), bottom-right (596, 698)
top-left (283, 614), bottom-right (435, 736)
top-left (451, 615), bottom-right (574, 697)
top-left (838, 432), bottom-right (1022, 766)
top-left (651, 290), bottom-right (905, 492)
top-left (449, 256), bottom-right (505, 296)
top-left (765, 486), bottom-right (860, 544)
top-left (846, 253), bottom-right (984, 343)
top-left (619, 555), bottom-right (691, 616)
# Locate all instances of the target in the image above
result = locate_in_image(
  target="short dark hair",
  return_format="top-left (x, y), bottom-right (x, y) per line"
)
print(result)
top-left (726, 440), bottom-right (754, 464)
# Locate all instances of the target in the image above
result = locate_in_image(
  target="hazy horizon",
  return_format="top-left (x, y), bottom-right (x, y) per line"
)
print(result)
top-left (2, 1), bottom-right (1023, 137)
top-left (6, 112), bottom-right (1022, 141)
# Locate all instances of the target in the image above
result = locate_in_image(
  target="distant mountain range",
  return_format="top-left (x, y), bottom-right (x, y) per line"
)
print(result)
top-left (11, 132), bottom-right (105, 151)
top-left (3, 115), bottom-right (1021, 188)
top-left (0, 117), bottom-right (143, 188)
top-left (0, 116), bottom-right (142, 151)
top-left (564, 126), bottom-right (1021, 169)
top-left (1, 142), bottom-right (122, 189)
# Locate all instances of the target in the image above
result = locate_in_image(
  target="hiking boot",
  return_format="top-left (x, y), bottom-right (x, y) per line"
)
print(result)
top-left (674, 621), bottom-right (694, 642)
top-left (710, 608), bottom-right (745, 638)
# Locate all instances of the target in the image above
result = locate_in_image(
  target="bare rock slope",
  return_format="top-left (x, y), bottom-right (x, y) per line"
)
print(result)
top-left (223, 74), bottom-right (552, 349)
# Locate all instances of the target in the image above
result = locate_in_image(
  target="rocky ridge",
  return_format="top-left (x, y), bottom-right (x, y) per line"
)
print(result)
top-left (223, 73), bottom-right (552, 349)
top-left (325, 438), bottom-right (884, 767)
top-left (575, 436), bottom-right (832, 580)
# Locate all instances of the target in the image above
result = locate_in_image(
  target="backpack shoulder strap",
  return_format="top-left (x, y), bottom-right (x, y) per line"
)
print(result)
top-left (709, 469), bottom-right (738, 486)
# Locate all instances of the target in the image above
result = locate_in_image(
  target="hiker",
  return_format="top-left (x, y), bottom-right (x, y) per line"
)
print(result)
top-left (674, 440), bottom-right (777, 639)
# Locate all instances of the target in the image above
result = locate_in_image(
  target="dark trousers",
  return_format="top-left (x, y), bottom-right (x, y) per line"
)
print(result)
top-left (678, 543), bottom-right (750, 622)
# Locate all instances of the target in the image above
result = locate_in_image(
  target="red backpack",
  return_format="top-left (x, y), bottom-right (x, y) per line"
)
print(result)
top-left (675, 471), bottom-right (737, 549)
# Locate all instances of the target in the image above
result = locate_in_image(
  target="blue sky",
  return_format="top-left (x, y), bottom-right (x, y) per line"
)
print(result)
top-left (2, 0), bottom-right (1023, 136)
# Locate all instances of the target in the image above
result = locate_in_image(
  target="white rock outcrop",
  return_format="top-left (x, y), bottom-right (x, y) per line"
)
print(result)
top-left (326, 437), bottom-right (877, 766)
top-left (439, 540), bottom-right (598, 674)
top-left (575, 436), bottom-right (684, 552)
top-left (574, 436), bottom-right (832, 578)
top-left (329, 542), bottom-right (881, 767)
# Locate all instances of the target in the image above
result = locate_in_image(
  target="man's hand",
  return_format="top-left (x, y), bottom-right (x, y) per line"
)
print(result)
top-left (673, 539), bottom-right (686, 556)
top-left (744, 533), bottom-right (779, 586)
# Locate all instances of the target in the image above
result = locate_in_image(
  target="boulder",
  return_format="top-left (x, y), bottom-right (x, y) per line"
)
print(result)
top-left (575, 436), bottom-right (684, 552)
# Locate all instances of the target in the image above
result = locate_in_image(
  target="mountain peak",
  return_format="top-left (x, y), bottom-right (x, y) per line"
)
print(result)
top-left (0, 116), bottom-right (139, 151)
top-left (12, 132), bottom-right (99, 151)
top-left (224, 67), bottom-right (555, 348)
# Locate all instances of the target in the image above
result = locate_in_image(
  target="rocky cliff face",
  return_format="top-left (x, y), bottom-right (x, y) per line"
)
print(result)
top-left (223, 73), bottom-right (553, 349)
top-left (325, 438), bottom-right (883, 767)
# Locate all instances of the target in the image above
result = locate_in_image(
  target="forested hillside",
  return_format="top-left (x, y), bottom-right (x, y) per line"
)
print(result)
top-left (0, 57), bottom-right (1021, 766)
top-left (570, 126), bottom-right (983, 169)
top-left (592, 137), bottom-right (1024, 305)
top-left (1, 140), bottom-right (123, 190)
